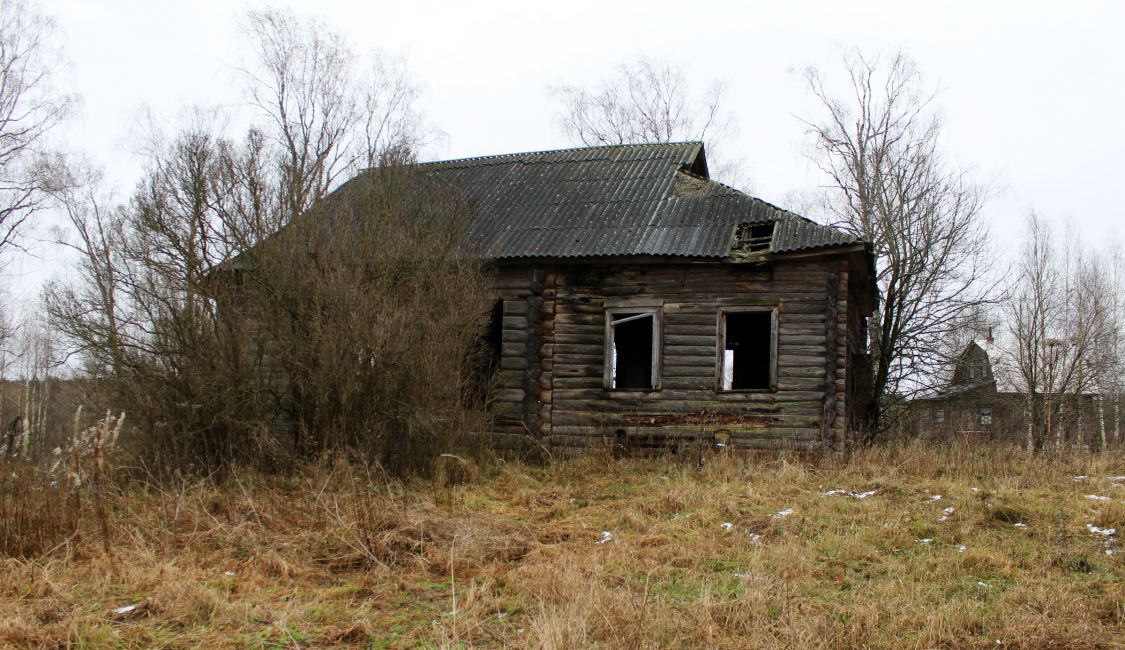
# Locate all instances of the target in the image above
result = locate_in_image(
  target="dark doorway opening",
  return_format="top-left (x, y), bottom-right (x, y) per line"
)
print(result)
top-left (467, 299), bottom-right (504, 407)
top-left (723, 311), bottom-right (772, 390)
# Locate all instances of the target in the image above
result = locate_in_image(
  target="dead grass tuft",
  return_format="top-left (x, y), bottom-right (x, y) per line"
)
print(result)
top-left (0, 442), bottom-right (1121, 648)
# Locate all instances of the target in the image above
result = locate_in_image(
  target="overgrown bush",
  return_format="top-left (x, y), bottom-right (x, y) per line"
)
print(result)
top-left (48, 135), bottom-right (493, 476)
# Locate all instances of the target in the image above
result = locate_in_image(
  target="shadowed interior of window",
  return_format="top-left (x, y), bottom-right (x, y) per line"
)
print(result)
top-left (722, 311), bottom-right (772, 390)
top-left (611, 312), bottom-right (654, 390)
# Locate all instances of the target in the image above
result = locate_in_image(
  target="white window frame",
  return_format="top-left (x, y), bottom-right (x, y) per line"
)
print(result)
top-left (716, 306), bottom-right (778, 392)
top-left (604, 307), bottom-right (662, 391)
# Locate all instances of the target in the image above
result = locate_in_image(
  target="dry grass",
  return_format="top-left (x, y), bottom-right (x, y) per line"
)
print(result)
top-left (1, 442), bottom-right (1123, 648)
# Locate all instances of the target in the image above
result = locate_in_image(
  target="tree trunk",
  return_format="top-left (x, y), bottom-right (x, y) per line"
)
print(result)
top-left (1097, 393), bottom-right (1107, 451)
top-left (1115, 390), bottom-right (1121, 448)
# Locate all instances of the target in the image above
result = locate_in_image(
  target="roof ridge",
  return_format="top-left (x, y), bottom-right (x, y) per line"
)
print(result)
top-left (415, 141), bottom-right (703, 167)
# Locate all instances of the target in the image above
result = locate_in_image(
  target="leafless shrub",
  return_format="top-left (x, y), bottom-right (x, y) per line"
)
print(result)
top-left (46, 8), bottom-right (488, 476)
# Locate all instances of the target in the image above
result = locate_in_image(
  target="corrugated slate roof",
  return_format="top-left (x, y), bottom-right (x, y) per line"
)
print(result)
top-left (414, 142), bottom-right (860, 259)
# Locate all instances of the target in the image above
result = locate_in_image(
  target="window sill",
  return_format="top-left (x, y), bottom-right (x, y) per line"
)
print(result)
top-left (605, 388), bottom-right (663, 398)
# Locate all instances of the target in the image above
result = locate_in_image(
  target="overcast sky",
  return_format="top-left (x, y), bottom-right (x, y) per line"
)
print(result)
top-left (11, 0), bottom-right (1124, 294)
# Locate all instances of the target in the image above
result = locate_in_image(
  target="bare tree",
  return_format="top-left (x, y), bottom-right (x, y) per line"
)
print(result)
top-left (1005, 214), bottom-right (1123, 451)
top-left (0, 0), bottom-right (76, 256)
top-left (800, 49), bottom-right (996, 441)
top-left (550, 57), bottom-right (746, 185)
top-left (239, 8), bottom-right (431, 219)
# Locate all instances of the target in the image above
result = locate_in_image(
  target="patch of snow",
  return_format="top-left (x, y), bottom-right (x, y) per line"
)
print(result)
top-left (1107, 476), bottom-right (1125, 483)
top-left (1072, 475), bottom-right (1088, 482)
top-left (1105, 549), bottom-right (1116, 556)
top-left (958, 545), bottom-right (967, 553)
top-left (721, 522), bottom-right (734, 532)
top-left (773, 508), bottom-right (794, 518)
top-left (749, 533), bottom-right (763, 544)
top-left (971, 487), bottom-right (982, 493)
top-left (823, 488), bottom-right (879, 499)
top-left (596, 531), bottom-right (613, 544)
top-left (223, 571), bottom-right (236, 577)
top-left (940, 506), bottom-right (955, 522)
top-left (977, 581), bottom-right (991, 589)
top-left (112, 604), bottom-right (137, 615)
top-left (1086, 524), bottom-right (1116, 536)
top-left (930, 494), bottom-right (943, 501)
top-left (1085, 494), bottom-right (1111, 501)
top-left (919, 538), bottom-right (933, 545)
top-left (1013, 522), bottom-right (1028, 529)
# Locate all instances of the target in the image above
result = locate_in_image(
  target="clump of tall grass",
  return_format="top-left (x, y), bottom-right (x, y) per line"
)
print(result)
top-left (0, 408), bottom-right (124, 558)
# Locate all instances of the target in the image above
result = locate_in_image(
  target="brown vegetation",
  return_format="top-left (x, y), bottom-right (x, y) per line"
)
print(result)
top-left (1, 442), bottom-right (1121, 648)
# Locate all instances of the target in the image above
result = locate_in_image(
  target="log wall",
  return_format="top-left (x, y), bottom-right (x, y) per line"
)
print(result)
top-left (491, 258), bottom-right (857, 455)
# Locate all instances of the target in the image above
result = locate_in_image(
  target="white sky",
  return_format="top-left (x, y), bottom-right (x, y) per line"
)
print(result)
top-left (10, 0), bottom-right (1124, 297)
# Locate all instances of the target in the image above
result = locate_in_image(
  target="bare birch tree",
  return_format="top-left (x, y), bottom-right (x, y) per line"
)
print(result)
top-left (239, 8), bottom-right (430, 220)
top-left (800, 49), bottom-right (996, 441)
top-left (1006, 214), bottom-right (1123, 451)
top-left (550, 57), bottom-right (746, 185)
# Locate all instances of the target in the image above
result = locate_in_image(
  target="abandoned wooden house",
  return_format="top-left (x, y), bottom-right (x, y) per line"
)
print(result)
top-left (411, 142), bottom-right (876, 453)
top-left (232, 142), bottom-right (876, 454)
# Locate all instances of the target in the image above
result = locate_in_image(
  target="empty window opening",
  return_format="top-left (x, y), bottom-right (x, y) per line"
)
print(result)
top-left (721, 310), bottom-right (774, 390)
top-left (609, 311), bottom-right (657, 390)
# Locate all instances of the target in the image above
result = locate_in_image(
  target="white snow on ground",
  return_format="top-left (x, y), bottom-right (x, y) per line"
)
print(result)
top-left (1108, 476), bottom-right (1125, 483)
top-left (958, 545), bottom-right (967, 553)
top-left (930, 494), bottom-right (942, 501)
top-left (918, 538), bottom-right (933, 545)
top-left (596, 531), bottom-right (613, 544)
top-left (822, 488), bottom-right (879, 499)
top-left (112, 604), bottom-right (137, 615)
top-left (749, 533), bottom-right (763, 544)
top-left (977, 581), bottom-right (992, 589)
top-left (1085, 494), bottom-right (1111, 501)
top-left (773, 508), bottom-right (794, 518)
top-left (721, 522), bottom-right (734, 532)
top-left (1013, 522), bottom-right (1028, 529)
top-left (1086, 524), bottom-right (1116, 536)
top-left (1072, 476), bottom-right (1088, 482)
top-left (939, 507), bottom-right (955, 522)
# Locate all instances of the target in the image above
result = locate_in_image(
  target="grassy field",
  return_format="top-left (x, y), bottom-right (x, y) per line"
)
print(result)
top-left (1, 442), bottom-right (1123, 649)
